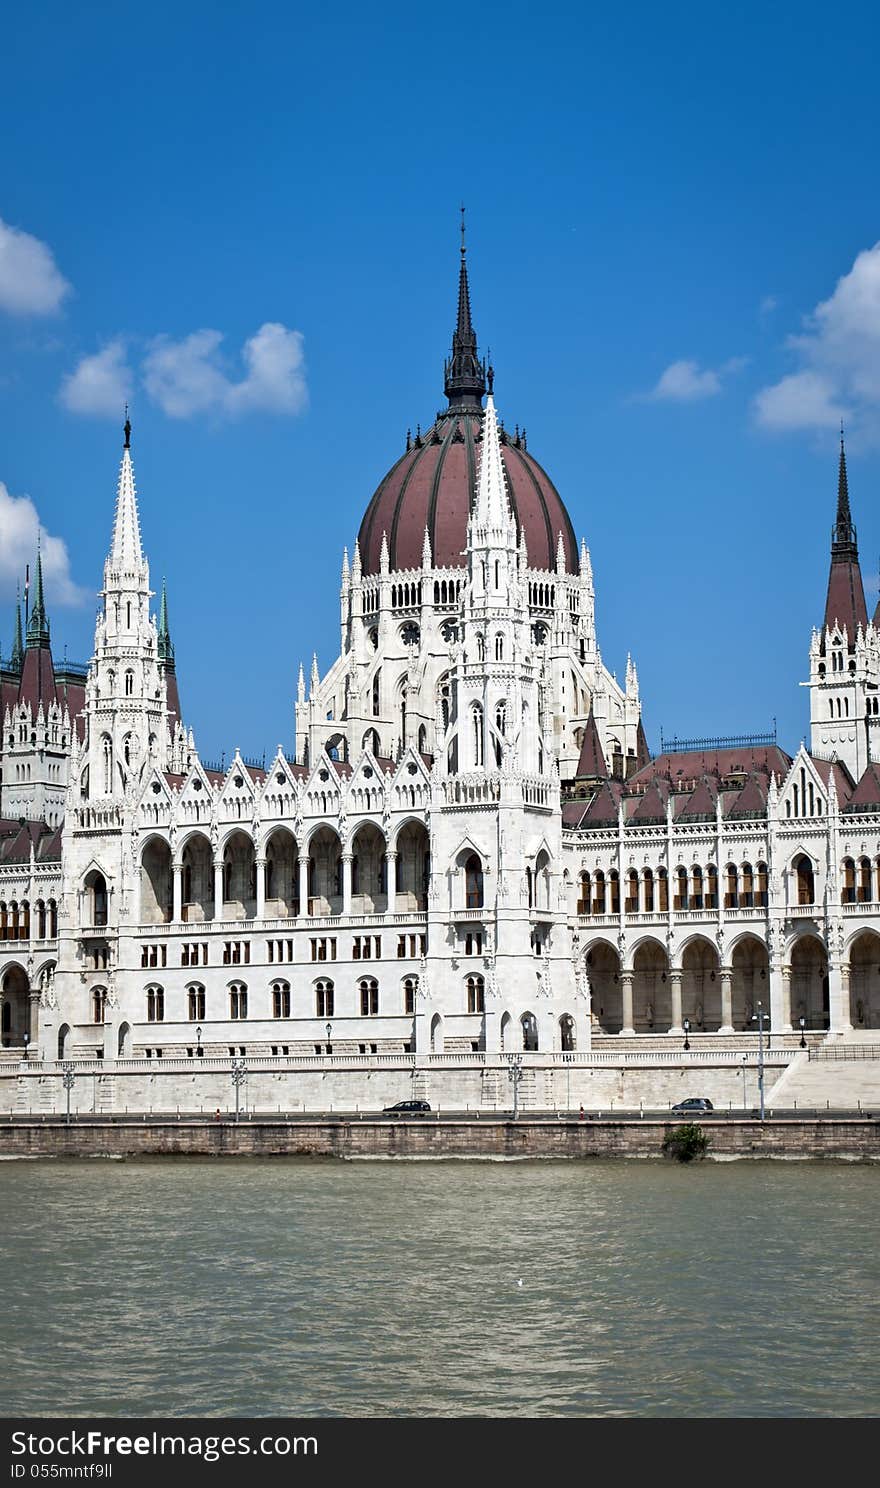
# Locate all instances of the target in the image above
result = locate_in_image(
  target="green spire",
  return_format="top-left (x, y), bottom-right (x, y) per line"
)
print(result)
top-left (25, 541), bottom-right (50, 649)
top-left (157, 578), bottom-right (175, 666)
top-left (10, 583), bottom-right (24, 670)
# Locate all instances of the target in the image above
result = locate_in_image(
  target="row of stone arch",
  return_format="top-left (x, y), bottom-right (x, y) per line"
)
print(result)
top-left (140, 821), bottom-right (431, 924)
top-left (0, 899), bottom-right (58, 940)
top-left (575, 858), bottom-right (822, 915)
top-left (584, 929), bottom-right (880, 1031)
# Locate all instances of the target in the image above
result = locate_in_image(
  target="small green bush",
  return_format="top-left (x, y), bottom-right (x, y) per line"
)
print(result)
top-left (662, 1122), bottom-right (709, 1162)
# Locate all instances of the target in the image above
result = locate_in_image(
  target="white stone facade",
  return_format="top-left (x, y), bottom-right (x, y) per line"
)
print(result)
top-left (3, 309), bottom-right (880, 1103)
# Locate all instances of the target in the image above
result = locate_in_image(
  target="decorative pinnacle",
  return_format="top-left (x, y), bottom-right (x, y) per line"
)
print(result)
top-left (123, 406), bottom-right (131, 449)
top-left (109, 416), bottom-right (144, 570)
top-left (11, 582), bottom-right (23, 669)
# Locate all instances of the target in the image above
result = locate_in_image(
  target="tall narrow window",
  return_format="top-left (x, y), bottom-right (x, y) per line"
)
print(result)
top-left (472, 705), bottom-right (483, 767)
top-left (465, 854), bottom-right (484, 909)
top-left (796, 856), bottom-right (815, 905)
top-left (229, 983), bottom-right (248, 1019)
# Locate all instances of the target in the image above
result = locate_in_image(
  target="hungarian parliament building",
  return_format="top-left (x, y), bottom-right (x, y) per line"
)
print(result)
top-left (2, 245), bottom-right (880, 1081)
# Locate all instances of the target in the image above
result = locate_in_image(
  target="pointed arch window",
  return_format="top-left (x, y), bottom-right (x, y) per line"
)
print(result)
top-left (465, 853), bottom-right (484, 909)
top-left (495, 633), bottom-right (504, 661)
top-left (643, 868), bottom-right (655, 913)
top-left (843, 858), bottom-right (856, 904)
top-left (858, 856), bottom-right (872, 903)
top-left (125, 670), bottom-right (134, 697)
top-left (796, 856), bottom-right (815, 906)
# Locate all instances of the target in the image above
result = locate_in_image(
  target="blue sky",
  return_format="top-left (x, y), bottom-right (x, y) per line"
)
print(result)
top-left (2, 1), bottom-right (880, 762)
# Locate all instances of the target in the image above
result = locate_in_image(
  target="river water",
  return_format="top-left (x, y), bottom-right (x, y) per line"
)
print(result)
top-left (0, 1157), bottom-right (877, 1417)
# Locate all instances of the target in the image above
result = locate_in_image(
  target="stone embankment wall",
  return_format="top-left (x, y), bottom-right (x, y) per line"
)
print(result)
top-left (1, 1117), bottom-right (877, 1161)
top-left (0, 1058), bottom-right (793, 1117)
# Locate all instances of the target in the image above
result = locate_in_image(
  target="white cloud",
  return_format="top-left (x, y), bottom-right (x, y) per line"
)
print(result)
top-left (759, 295), bottom-right (777, 316)
top-left (59, 340), bottom-right (132, 416)
top-left (649, 360), bottom-right (721, 401)
top-left (0, 483), bottom-right (86, 607)
top-left (754, 242), bottom-right (880, 433)
top-left (0, 216), bottom-right (70, 315)
top-left (142, 322), bottom-right (307, 419)
top-left (753, 369), bottom-right (845, 432)
top-left (645, 356), bottom-right (747, 403)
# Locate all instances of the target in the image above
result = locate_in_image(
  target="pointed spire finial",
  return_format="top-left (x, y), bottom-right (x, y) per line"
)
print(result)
top-left (832, 422), bottom-right (857, 557)
top-left (123, 405), bottom-right (131, 450)
top-left (473, 395), bottom-right (512, 533)
top-left (26, 537), bottom-right (49, 649)
top-left (444, 212), bottom-right (486, 411)
top-left (109, 419), bottom-right (144, 570)
top-left (157, 578), bottom-right (175, 667)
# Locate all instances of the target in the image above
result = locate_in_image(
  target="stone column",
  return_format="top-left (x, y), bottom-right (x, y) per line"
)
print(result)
top-left (774, 965), bottom-right (791, 1032)
top-left (385, 851), bottom-right (397, 916)
top-left (828, 962), bottom-right (851, 1033)
top-left (172, 863), bottom-right (183, 924)
top-left (298, 855), bottom-right (309, 917)
top-left (255, 858), bottom-right (266, 920)
top-left (720, 968), bottom-right (733, 1033)
top-left (341, 854), bottom-right (353, 916)
top-left (28, 990), bottom-right (40, 1049)
top-left (619, 971), bottom-right (634, 1036)
top-left (668, 971), bottom-right (683, 1033)
top-left (213, 860), bottom-right (224, 922)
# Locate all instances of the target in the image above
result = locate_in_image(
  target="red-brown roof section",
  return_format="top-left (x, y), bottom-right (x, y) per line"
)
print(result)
top-left (357, 411), bottom-right (578, 576)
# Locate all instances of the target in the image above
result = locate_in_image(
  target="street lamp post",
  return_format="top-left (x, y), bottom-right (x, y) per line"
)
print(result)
top-left (683, 1017), bottom-right (690, 1052)
top-left (61, 1062), bottom-right (75, 1125)
top-left (741, 1053), bottom-right (748, 1111)
top-left (507, 1054), bottom-right (524, 1120)
top-left (799, 1014), bottom-right (806, 1050)
top-left (752, 1001), bottom-right (767, 1121)
top-left (196, 1025), bottom-right (203, 1058)
top-left (231, 1057), bottom-right (246, 1122)
top-left (22, 1032), bottom-right (29, 1062)
top-left (325, 1021), bottom-right (332, 1054)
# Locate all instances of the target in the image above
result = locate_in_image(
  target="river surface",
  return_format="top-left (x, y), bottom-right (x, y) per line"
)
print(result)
top-left (0, 1157), bottom-right (877, 1417)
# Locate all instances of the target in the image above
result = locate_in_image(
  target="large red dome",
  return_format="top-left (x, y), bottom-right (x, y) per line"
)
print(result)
top-left (357, 411), bottom-right (578, 576)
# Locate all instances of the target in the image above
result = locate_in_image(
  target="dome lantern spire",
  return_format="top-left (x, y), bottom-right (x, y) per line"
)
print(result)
top-left (443, 207), bottom-right (486, 411)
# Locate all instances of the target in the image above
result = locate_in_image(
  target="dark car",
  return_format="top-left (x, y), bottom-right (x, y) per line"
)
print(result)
top-left (383, 1099), bottom-right (431, 1116)
top-left (671, 1097), bottom-right (714, 1114)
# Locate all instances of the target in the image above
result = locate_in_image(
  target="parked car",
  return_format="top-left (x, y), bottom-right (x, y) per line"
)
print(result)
top-left (383, 1099), bottom-right (431, 1116)
top-left (671, 1097), bottom-right (714, 1114)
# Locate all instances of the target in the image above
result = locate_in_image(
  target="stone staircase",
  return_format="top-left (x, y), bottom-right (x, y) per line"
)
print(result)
top-left (480, 1068), bottom-right (504, 1109)
top-left (766, 1037), bottom-right (880, 1111)
top-left (14, 1074), bottom-right (55, 1115)
top-left (517, 1067), bottom-right (552, 1111)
